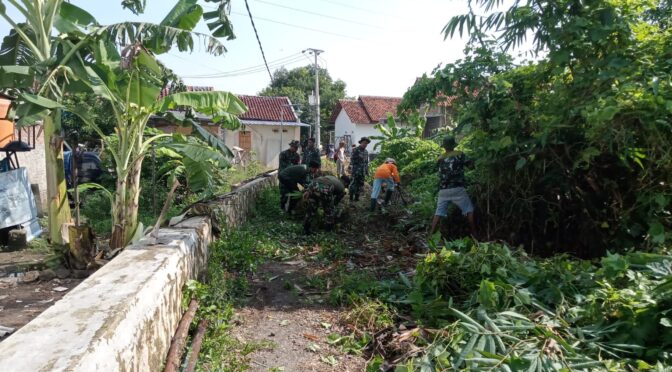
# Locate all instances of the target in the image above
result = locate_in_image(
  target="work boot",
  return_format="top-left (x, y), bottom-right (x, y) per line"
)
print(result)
top-left (384, 190), bottom-right (393, 205)
top-left (325, 223), bottom-right (334, 232)
top-left (303, 222), bottom-right (312, 235)
top-left (370, 198), bottom-right (377, 212)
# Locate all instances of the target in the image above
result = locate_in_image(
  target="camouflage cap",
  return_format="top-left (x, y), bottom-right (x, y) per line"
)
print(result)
top-left (289, 140), bottom-right (300, 147)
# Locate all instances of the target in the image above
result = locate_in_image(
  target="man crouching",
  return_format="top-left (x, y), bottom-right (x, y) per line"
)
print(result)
top-left (302, 175), bottom-right (346, 234)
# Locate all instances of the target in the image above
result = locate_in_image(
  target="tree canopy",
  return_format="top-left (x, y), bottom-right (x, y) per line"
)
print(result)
top-left (259, 65), bottom-right (347, 137)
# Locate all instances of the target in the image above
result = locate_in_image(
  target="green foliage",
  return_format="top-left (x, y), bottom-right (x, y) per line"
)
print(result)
top-left (259, 65), bottom-right (347, 139)
top-left (370, 114), bottom-right (424, 151)
top-left (336, 238), bottom-right (672, 369)
top-left (400, 0), bottom-right (672, 255)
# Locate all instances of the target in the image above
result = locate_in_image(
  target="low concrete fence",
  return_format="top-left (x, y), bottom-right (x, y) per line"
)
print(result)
top-left (0, 172), bottom-right (277, 372)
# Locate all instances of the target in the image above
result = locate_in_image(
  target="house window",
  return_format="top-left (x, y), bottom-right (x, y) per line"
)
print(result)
top-left (239, 131), bottom-right (252, 151)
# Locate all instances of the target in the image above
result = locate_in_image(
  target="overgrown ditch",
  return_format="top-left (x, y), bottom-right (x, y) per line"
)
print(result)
top-left (179, 188), bottom-right (672, 371)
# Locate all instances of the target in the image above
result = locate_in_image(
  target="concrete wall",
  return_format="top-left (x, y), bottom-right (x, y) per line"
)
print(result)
top-left (0, 172), bottom-right (278, 372)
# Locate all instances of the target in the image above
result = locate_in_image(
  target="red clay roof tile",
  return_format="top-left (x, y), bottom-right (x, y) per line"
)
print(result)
top-left (330, 96), bottom-right (402, 124)
top-left (359, 96), bottom-right (402, 123)
top-left (237, 95), bottom-right (298, 122)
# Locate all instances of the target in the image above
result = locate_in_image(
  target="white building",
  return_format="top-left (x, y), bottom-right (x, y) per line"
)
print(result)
top-left (330, 96), bottom-right (403, 154)
top-left (223, 95), bottom-right (308, 168)
top-left (152, 95), bottom-right (308, 169)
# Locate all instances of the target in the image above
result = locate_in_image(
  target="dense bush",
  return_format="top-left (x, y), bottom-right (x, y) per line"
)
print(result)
top-left (401, 0), bottom-right (672, 256)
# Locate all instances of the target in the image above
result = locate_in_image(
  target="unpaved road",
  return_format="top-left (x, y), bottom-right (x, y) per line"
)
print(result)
top-left (231, 259), bottom-right (367, 371)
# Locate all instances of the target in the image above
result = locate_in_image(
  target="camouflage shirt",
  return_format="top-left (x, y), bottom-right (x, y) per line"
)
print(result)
top-left (279, 149), bottom-right (300, 171)
top-left (307, 175), bottom-right (345, 196)
top-left (301, 146), bottom-right (321, 166)
top-left (438, 152), bottom-right (467, 190)
top-left (350, 146), bottom-right (369, 176)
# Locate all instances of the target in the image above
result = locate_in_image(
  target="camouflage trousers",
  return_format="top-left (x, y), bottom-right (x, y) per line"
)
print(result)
top-left (348, 171), bottom-right (366, 201)
top-left (279, 177), bottom-right (299, 212)
top-left (304, 184), bottom-right (344, 228)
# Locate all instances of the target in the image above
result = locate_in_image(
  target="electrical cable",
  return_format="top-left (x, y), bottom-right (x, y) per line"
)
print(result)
top-left (254, 0), bottom-right (387, 30)
top-left (182, 55), bottom-right (307, 78)
top-left (230, 11), bottom-right (370, 42)
top-left (182, 53), bottom-right (304, 78)
top-left (243, 0), bottom-right (273, 82)
top-left (312, 0), bottom-right (404, 19)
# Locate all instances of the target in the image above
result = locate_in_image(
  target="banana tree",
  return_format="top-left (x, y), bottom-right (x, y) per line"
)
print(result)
top-left (0, 0), bottom-right (99, 245)
top-left (0, 0), bottom-right (236, 245)
top-left (70, 38), bottom-right (245, 248)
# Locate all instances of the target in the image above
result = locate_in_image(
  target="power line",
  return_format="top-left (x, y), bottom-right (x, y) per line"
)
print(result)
top-left (312, 0), bottom-right (404, 20)
top-left (230, 11), bottom-right (370, 42)
top-left (183, 53), bottom-right (304, 77)
top-left (254, 0), bottom-right (387, 30)
top-left (182, 54), bottom-right (307, 78)
top-left (243, 0), bottom-right (273, 82)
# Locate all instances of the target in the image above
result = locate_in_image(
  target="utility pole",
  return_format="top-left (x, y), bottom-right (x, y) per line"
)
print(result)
top-left (303, 48), bottom-right (323, 149)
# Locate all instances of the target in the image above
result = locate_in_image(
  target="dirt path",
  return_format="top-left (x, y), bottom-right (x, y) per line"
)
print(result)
top-left (231, 258), bottom-right (367, 371)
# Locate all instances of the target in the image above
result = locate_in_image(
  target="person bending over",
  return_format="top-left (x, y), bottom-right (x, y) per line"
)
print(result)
top-left (370, 158), bottom-right (400, 212)
top-left (278, 161), bottom-right (320, 212)
top-left (302, 175), bottom-right (345, 234)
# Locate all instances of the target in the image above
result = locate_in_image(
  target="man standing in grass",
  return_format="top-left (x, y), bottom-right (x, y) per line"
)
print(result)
top-left (279, 140), bottom-right (301, 171)
top-left (301, 138), bottom-right (321, 167)
top-left (429, 136), bottom-right (477, 237)
top-left (348, 137), bottom-right (370, 202)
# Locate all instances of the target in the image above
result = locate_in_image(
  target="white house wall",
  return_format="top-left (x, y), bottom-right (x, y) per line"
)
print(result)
top-left (334, 109), bottom-right (357, 140)
top-left (224, 125), bottom-right (300, 169)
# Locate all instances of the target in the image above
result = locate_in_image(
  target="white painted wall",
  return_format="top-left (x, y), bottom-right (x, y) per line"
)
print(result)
top-left (333, 109), bottom-right (383, 154)
top-left (223, 125), bottom-right (301, 168)
top-left (334, 109), bottom-right (356, 139)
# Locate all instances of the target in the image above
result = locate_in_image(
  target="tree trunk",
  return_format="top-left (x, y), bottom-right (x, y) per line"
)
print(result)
top-left (44, 112), bottom-right (72, 245)
top-left (110, 158), bottom-right (143, 249)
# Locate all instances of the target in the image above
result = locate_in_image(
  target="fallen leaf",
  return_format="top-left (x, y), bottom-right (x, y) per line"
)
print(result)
top-left (320, 355), bottom-right (338, 367)
top-left (306, 343), bottom-right (321, 352)
top-left (53, 286), bottom-right (68, 292)
top-left (303, 333), bottom-right (320, 341)
top-left (279, 319), bottom-right (290, 326)
top-left (320, 322), bottom-right (332, 329)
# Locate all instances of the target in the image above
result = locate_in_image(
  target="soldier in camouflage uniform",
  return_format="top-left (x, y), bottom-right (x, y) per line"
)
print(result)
top-left (301, 138), bottom-right (321, 167)
top-left (429, 136), bottom-right (476, 236)
top-left (302, 175), bottom-right (346, 234)
top-left (279, 140), bottom-right (301, 171)
top-left (279, 161), bottom-right (321, 212)
top-left (348, 137), bottom-right (370, 201)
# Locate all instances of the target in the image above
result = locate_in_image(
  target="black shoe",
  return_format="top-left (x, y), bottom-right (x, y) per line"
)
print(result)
top-left (369, 199), bottom-right (377, 212)
top-left (303, 223), bottom-right (312, 235)
top-left (384, 190), bottom-right (393, 205)
top-left (325, 223), bottom-right (334, 232)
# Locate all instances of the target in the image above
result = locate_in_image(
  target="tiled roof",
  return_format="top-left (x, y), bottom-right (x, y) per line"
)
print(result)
top-left (237, 95), bottom-right (298, 122)
top-left (329, 96), bottom-right (402, 124)
top-left (359, 96), bottom-right (402, 123)
top-left (330, 99), bottom-right (369, 124)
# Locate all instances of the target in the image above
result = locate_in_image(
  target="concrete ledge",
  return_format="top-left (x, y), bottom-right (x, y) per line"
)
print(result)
top-left (0, 172), bottom-right (277, 372)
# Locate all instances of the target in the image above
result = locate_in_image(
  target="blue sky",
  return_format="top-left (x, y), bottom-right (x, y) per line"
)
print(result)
top-left (0, 0), bottom-right (472, 98)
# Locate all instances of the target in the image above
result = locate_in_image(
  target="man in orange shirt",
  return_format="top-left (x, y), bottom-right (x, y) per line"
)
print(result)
top-left (370, 158), bottom-right (401, 211)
